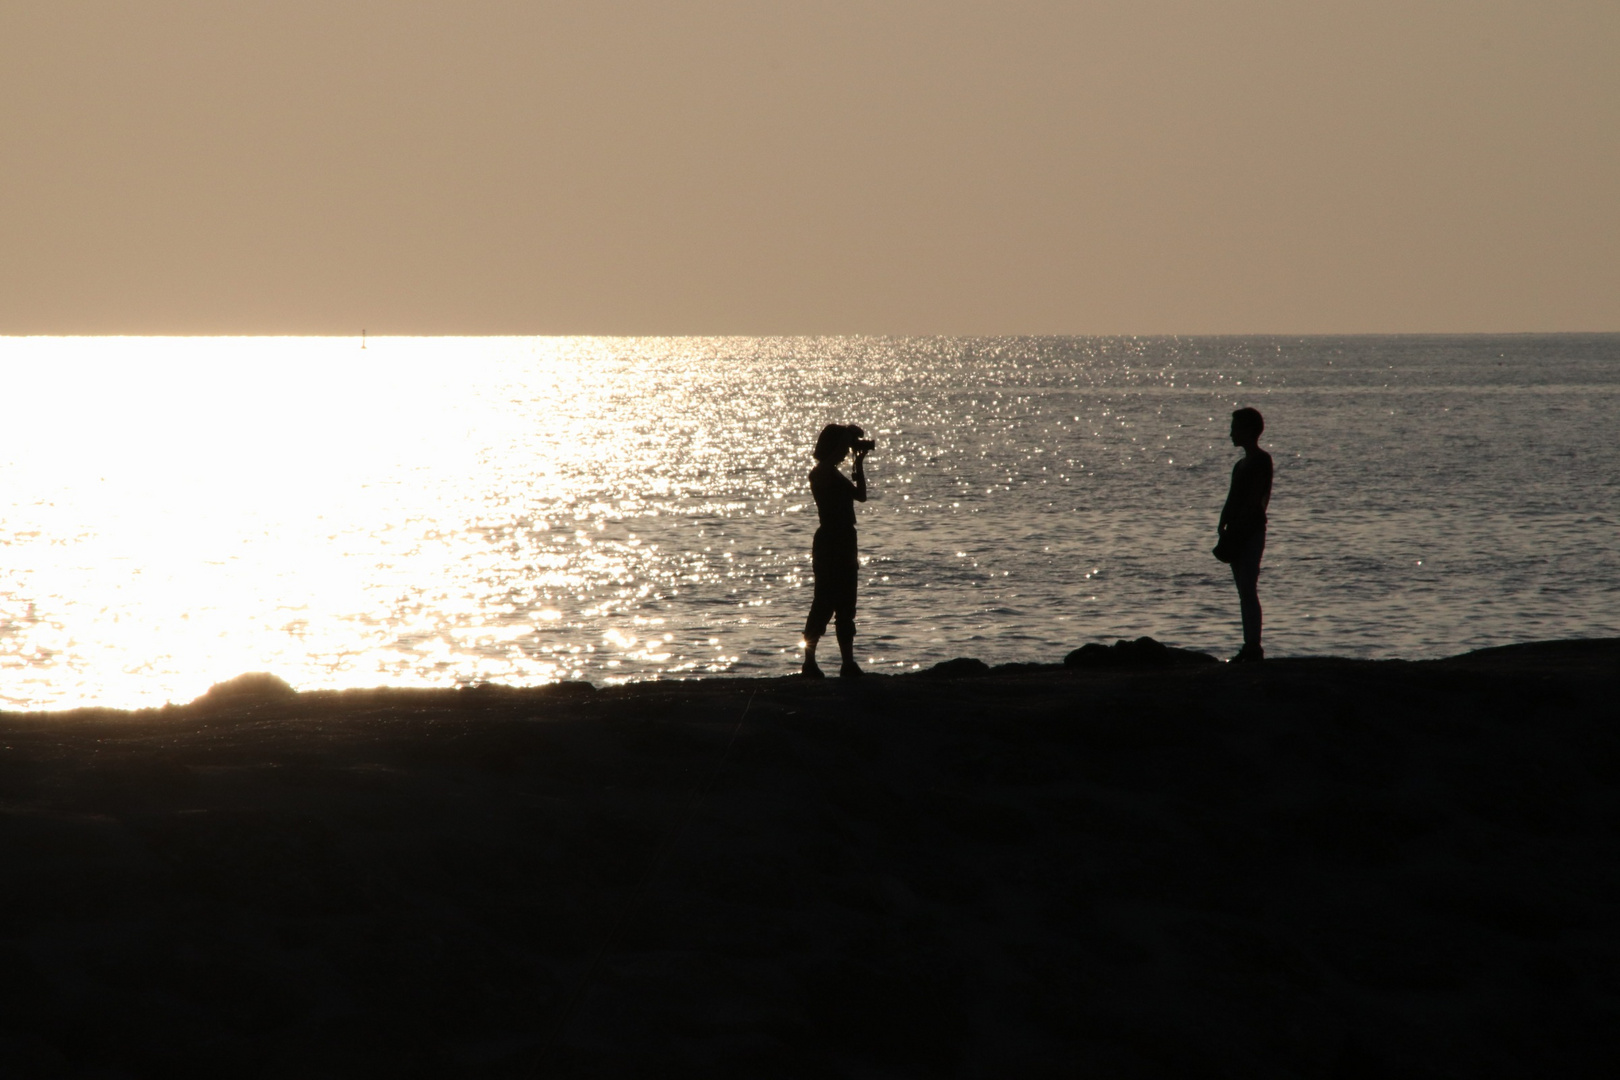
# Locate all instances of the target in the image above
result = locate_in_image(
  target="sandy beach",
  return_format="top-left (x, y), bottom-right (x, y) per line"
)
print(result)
top-left (2, 639), bottom-right (1616, 1077)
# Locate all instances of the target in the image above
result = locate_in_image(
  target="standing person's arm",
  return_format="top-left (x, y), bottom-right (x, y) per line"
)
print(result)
top-left (851, 451), bottom-right (868, 503)
top-left (1257, 451), bottom-right (1273, 520)
top-left (1220, 461), bottom-right (1262, 541)
top-left (1218, 463), bottom-right (1240, 537)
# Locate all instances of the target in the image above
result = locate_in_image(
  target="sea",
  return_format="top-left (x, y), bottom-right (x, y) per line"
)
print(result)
top-left (2, 335), bottom-right (1616, 711)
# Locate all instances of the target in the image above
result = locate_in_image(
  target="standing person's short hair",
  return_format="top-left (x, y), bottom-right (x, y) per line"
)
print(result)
top-left (1232, 407), bottom-right (1264, 436)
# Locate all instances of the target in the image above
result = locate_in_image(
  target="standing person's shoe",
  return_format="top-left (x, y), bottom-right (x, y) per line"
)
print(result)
top-left (801, 658), bottom-right (825, 679)
top-left (1229, 644), bottom-right (1265, 663)
top-left (839, 662), bottom-right (864, 679)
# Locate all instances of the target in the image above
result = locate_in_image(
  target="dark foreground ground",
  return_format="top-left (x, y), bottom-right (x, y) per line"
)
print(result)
top-left (2, 640), bottom-right (1617, 1078)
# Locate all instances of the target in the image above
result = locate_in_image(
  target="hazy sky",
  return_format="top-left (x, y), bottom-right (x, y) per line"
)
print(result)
top-left (2, 1), bottom-right (1615, 335)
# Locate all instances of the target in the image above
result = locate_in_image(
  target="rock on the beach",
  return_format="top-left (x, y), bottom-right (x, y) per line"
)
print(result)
top-left (1064, 636), bottom-right (1216, 669)
top-left (923, 657), bottom-right (992, 678)
top-left (192, 672), bottom-right (297, 707)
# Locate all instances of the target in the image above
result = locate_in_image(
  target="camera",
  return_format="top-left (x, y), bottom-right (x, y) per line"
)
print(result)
top-left (852, 437), bottom-right (875, 453)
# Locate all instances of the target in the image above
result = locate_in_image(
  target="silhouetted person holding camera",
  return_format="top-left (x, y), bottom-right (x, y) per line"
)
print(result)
top-left (802, 423), bottom-right (872, 678)
top-left (1214, 407), bottom-right (1272, 662)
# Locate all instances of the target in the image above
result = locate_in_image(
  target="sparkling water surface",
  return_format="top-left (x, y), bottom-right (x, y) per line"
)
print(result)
top-left (3, 335), bottom-right (1617, 710)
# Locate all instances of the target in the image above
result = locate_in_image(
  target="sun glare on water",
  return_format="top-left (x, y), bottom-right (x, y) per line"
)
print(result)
top-left (0, 336), bottom-right (710, 710)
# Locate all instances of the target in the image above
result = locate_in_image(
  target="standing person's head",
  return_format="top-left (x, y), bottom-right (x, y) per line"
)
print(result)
top-left (1230, 407), bottom-right (1264, 448)
top-left (813, 423), bottom-right (856, 463)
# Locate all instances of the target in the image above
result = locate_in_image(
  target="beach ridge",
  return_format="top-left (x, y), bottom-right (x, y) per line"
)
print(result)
top-left (2, 637), bottom-right (1615, 1074)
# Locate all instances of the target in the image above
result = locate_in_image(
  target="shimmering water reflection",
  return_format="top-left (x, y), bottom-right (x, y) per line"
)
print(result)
top-left (2, 335), bottom-right (1617, 709)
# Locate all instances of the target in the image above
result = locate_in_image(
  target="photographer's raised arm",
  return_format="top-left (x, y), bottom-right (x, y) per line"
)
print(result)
top-left (852, 451), bottom-right (867, 502)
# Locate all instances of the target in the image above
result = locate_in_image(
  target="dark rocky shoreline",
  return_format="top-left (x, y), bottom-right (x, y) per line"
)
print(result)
top-left (3, 639), bottom-right (1617, 1077)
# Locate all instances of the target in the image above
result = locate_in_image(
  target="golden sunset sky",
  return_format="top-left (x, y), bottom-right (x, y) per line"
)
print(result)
top-left (2, 1), bottom-right (1615, 334)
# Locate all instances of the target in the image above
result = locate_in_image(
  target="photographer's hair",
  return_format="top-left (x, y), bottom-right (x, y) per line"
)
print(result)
top-left (813, 423), bottom-right (858, 463)
top-left (1232, 407), bottom-right (1264, 437)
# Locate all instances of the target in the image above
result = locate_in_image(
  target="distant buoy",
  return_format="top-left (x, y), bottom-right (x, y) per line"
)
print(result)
top-left (362, 329), bottom-right (367, 350)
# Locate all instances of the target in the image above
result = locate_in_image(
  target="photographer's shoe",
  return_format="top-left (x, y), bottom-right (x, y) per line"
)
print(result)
top-left (1229, 644), bottom-right (1265, 663)
top-left (801, 658), bottom-right (825, 679)
top-left (839, 662), bottom-right (864, 679)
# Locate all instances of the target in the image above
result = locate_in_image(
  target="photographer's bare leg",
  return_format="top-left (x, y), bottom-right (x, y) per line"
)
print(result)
top-left (837, 629), bottom-right (861, 678)
top-left (802, 633), bottom-right (825, 678)
top-left (833, 564), bottom-right (861, 678)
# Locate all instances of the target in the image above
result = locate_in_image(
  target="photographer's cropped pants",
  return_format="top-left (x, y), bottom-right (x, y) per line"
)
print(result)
top-left (805, 526), bottom-right (858, 640)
